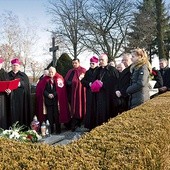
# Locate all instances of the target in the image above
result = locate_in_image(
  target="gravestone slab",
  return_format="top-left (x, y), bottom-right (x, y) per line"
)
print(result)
top-left (39, 135), bottom-right (65, 145)
top-left (54, 131), bottom-right (85, 145)
top-left (55, 139), bottom-right (72, 145)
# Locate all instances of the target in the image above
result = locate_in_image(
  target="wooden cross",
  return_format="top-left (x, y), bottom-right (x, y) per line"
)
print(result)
top-left (49, 37), bottom-right (59, 67)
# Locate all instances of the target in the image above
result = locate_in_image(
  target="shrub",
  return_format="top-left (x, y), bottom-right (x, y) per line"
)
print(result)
top-left (0, 92), bottom-right (170, 169)
top-left (56, 53), bottom-right (72, 77)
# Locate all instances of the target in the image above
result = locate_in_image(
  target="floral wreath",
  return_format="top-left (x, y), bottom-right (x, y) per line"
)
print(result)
top-left (0, 122), bottom-right (42, 143)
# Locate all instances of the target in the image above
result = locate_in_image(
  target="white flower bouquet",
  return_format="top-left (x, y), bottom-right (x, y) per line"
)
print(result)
top-left (0, 122), bottom-right (42, 143)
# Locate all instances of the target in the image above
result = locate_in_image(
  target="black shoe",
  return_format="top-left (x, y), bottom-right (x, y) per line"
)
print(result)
top-left (71, 118), bottom-right (78, 132)
top-left (71, 127), bottom-right (75, 132)
top-left (56, 123), bottom-right (61, 134)
top-left (77, 121), bottom-right (81, 127)
top-left (71, 125), bottom-right (78, 132)
top-left (64, 121), bottom-right (72, 130)
top-left (56, 130), bottom-right (61, 134)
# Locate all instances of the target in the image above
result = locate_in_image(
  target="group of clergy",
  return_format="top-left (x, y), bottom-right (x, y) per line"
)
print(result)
top-left (36, 53), bottom-right (129, 133)
top-left (1, 48), bottom-right (168, 133)
top-left (38, 49), bottom-right (168, 133)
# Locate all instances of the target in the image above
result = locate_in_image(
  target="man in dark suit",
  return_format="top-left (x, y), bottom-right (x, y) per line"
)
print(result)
top-left (159, 58), bottom-right (170, 93)
top-left (114, 53), bottom-right (132, 114)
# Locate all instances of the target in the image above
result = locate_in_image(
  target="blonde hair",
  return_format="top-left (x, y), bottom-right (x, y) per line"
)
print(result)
top-left (131, 48), bottom-right (152, 72)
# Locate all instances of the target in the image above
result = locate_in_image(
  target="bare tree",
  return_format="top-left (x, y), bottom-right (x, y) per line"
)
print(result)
top-left (80, 0), bottom-right (133, 60)
top-left (16, 18), bottom-right (38, 72)
top-left (48, 0), bottom-right (86, 59)
top-left (0, 11), bottom-right (20, 47)
top-left (29, 58), bottom-right (46, 83)
top-left (47, 0), bottom-right (133, 60)
top-left (0, 12), bottom-right (21, 70)
top-left (0, 44), bottom-right (17, 71)
top-left (0, 11), bottom-right (38, 72)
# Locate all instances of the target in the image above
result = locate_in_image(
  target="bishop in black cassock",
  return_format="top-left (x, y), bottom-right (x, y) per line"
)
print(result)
top-left (8, 58), bottom-right (31, 128)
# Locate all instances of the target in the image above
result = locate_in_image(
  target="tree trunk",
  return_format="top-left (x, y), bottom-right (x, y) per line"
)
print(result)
top-left (155, 0), bottom-right (166, 59)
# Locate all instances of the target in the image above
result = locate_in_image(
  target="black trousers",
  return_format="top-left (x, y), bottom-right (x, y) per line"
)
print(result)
top-left (46, 104), bottom-right (60, 133)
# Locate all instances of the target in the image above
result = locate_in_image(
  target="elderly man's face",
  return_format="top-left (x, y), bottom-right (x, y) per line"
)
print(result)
top-left (49, 68), bottom-right (56, 78)
top-left (122, 55), bottom-right (132, 67)
top-left (99, 54), bottom-right (108, 67)
top-left (12, 64), bottom-right (20, 72)
top-left (159, 60), bottom-right (168, 69)
top-left (116, 63), bottom-right (125, 72)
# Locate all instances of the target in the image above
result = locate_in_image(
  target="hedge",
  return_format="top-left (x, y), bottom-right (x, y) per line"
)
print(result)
top-left (0, 92), bottom-right (170, 169)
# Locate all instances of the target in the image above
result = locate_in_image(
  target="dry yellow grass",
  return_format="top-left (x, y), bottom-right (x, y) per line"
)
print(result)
top-left (0, 92), bottom-right (170, 169)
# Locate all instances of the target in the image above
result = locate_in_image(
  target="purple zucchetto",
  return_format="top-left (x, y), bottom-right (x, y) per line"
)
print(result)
top-left (11, 58), bottom-right (21, 65)
top-left (90, 56), bottom-right (99, 63)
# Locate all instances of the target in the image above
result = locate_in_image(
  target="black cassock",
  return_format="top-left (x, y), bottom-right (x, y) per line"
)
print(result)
top-left (92, 65), bottom-right (119, 126)
top-left (8, 71), bottom-right (31, 127)
top-left (81, 67), bottom-right (98, 130)
top-left (0, 68), bottom-right (9, 129)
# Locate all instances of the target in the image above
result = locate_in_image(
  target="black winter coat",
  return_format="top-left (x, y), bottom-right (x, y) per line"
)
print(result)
top-left (113, 66), bottom-right (131, 113)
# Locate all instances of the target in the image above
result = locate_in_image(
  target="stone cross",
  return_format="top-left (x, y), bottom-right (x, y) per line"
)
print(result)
top-left (49, 37), bottom-right (59, 67)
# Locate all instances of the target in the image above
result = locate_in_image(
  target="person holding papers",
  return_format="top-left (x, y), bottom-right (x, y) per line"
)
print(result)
top-left (8, 58), bottom-right (31, 128)
top-left (0, 57), bottom-right (9, 129)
